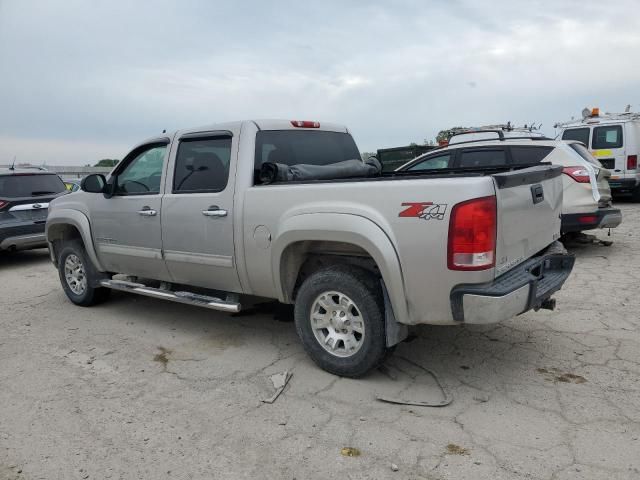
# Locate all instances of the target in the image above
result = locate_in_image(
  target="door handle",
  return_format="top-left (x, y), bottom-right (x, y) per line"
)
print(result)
top-left (137, 207), bottom-right (157, 216)
top-left (202, 205), bottom-right (227, 217)
top-left (530, 184), bottom-right (544, 205)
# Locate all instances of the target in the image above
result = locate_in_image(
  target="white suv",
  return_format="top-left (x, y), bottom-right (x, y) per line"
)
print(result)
top-left (397, 129), bottom-right (622, 235)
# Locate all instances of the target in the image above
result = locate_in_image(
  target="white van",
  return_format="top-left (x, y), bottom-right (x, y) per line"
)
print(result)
top-left (556, 108), bottom-right (640, 199)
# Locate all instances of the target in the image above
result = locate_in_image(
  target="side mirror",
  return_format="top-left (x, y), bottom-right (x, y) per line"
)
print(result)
top-left (81, 174), bottom-right (106, 193)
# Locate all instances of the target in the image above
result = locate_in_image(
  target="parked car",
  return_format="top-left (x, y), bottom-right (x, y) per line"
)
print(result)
top-left (46, 119), bottom-right (574, 377)
top-left (556, 107), bottom-right (640, 199)
top-left (397, 129), bottom-right (622, 235)
top-left (0, 168), bottom-right (68, 252)
top-left (63, 179), bottom-right (81, 192)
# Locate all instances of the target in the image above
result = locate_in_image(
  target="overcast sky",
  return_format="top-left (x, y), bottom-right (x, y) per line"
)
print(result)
top-left (1, 0), bottom-right (639, 165)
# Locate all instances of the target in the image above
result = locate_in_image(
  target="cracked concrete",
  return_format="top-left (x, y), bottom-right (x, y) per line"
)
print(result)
top-left (1, 201), bottom-right (639, 479)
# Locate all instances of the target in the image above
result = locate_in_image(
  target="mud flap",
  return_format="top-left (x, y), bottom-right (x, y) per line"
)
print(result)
top-left (382, 281), bottom-right (408, 347)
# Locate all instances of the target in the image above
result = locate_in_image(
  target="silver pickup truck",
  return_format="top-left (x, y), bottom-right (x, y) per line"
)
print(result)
top-left (46, 119), bottom-right (574, 377)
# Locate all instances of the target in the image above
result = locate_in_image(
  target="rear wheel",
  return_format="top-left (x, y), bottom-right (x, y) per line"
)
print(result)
top-left (58, 241), bottom-right (110, 306)
top-left (294, 266), bottom-right (389, 377)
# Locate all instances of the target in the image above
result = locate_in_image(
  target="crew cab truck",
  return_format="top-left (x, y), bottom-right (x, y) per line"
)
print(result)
top-left (46, 119), bottom-right (574, 377)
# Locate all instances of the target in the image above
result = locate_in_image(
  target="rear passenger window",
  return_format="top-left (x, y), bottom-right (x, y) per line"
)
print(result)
top-left (510, 146), bottom-right (553, 164)
top-left (459, 149), bottom-right (506, 168)
top-left (173, 136), bottom-right (232, 193)
top-left (562, 128), bottom-right (590, 146)
top-left (592, 125), bottom-right (623, 149)
top-left (407, 153), bottom-right (451, 171)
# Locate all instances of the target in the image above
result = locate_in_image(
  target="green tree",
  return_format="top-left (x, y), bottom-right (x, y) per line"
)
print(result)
top-left (94, 159), bottom-right (119, 167)
top-left (436, 127), bottom-right (468, 144)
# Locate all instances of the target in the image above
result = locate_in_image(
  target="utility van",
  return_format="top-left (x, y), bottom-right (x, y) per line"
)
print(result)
top-left (556, 107), bottom-right (640, 199)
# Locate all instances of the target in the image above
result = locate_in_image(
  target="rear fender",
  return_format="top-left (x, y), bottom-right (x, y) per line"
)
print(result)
top-left (271, 213), bottom-right (409, 325)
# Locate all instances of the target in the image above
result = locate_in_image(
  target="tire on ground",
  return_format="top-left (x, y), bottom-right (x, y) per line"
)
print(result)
top-left (294, 265), bottom-right (390, 377)
top-left (57, 240), bottom-right (110, 306)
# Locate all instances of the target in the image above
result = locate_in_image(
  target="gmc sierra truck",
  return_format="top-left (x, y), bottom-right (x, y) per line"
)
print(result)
top-left (46, 119), bottom-right (574, 377)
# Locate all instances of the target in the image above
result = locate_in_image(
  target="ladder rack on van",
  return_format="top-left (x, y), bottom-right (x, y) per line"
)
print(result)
top-left (555, 111), bottom-right (640, 128)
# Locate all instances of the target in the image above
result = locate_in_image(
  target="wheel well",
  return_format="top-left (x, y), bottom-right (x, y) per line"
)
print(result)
top-left (47, 224), bottom-right (83, 265)
top-left (280, 241), bottom-right (381, 303)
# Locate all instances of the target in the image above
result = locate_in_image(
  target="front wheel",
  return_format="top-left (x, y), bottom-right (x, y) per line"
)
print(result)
top-left (294, 266), bottom-right (389, 377)
top-left (58, 240), bottom-right (110, 306)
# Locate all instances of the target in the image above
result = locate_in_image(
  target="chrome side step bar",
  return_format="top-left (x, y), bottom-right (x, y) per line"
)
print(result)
top-left (99, 279), bottom-right (241, 313)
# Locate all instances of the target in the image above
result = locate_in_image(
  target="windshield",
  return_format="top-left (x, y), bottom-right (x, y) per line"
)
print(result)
top-left (0, 174), bottom-right (67, 197)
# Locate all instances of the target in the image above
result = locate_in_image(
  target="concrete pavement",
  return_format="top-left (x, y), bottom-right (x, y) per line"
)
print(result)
top-left (1, 203), bottom-right (639, 480)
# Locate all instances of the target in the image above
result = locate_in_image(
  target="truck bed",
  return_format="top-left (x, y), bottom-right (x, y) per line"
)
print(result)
top-left (243, 163), bottom-right (563, 325)
top-left (257, 162), bottom-right (557, 186)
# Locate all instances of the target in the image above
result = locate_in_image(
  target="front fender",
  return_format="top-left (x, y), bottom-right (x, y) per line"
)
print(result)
top-left (46, 209), bottom-right (105, 272)
top-left (271, 213), bottom-right (409, 324)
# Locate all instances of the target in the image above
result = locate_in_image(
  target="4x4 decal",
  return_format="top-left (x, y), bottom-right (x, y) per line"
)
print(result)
top-left (399, 202), bottom-right (447, 220)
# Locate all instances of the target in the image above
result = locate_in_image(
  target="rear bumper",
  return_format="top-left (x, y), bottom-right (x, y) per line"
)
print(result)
top-left (450, 248), bottom-right (575, 324)
top-left (608, 178), bottom-right (638, 193)
top-left (561, 207), bottom-right (622, 233)
top-left (0, 221), bottom-right (47, 251)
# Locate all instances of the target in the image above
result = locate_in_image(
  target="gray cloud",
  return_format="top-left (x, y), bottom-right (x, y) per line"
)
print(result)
top-left (1, 0), bottom-right (639, 164)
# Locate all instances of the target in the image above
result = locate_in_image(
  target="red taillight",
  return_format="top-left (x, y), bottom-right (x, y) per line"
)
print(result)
top-left (291, 120), bottom-right (320, 128)
top-left (448, 196), bottom-right (497, 271)
top-left (562, 166), bottom-right (590, 183)
top-left (627, 155), bottom-right (638, 170)
top-left (0, 200), bottom-right (8, 210)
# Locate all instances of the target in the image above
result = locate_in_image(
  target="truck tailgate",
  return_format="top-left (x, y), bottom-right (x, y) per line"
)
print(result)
top-left (493, 165), bottom-right (563, 277)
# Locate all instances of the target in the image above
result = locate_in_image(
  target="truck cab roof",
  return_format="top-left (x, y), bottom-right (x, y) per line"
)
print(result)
top-left (131, 120), bottom-right (351, 154)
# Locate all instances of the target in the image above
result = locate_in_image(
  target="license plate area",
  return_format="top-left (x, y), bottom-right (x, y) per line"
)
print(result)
top-left (13, 209), bottom-right (48, 222)
top-left (599, 158), bottom-right (615, 169)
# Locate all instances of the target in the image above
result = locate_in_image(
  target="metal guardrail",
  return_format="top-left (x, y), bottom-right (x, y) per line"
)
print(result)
top-left (0, 165), bottom-right (112, 178)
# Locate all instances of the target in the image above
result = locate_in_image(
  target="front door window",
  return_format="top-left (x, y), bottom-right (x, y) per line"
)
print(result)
top-left (116, 145), bottom-right (167, 195)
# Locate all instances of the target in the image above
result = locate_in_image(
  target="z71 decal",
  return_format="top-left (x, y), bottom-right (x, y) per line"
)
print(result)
top-left (399, 202), bottom-right (447, 220)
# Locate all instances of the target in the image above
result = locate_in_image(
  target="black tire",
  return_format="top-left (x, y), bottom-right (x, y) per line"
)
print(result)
top-left (294, 265), bottom-right (389, 377)
top-left (632, 186), bottom-right (640, 202)
top-left (57, 240), bottom-right (110, 306)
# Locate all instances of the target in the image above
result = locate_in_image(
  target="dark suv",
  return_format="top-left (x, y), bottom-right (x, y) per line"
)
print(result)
top-left (0, 169), bottom-right (68, 252)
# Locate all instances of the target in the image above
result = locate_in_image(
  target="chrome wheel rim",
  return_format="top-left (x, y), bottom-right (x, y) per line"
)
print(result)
top-left (64, 254), bottom-right (87, 295)
top-left (310, 291), bottom-right (365, 358)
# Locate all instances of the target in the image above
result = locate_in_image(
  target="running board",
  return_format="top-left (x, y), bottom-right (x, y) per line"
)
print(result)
top-left (99, 279), bottom-right (241, 313)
